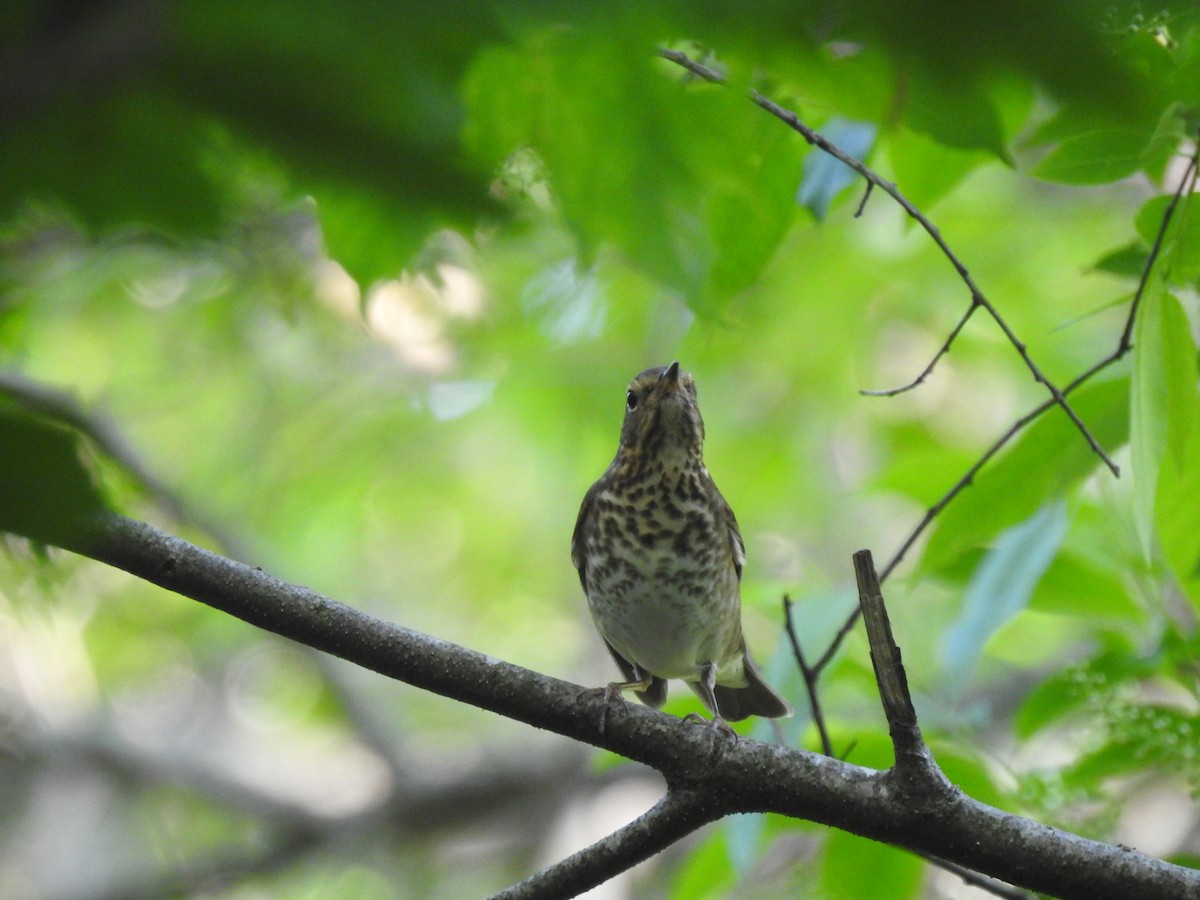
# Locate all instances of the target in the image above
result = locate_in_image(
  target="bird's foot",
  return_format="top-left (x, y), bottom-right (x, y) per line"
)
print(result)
top-left (683, 712), bottom-right (738, 762)
top-left (578, 683), bottom-right (631, 737)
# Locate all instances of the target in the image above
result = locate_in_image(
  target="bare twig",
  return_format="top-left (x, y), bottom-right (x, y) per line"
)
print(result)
top-left (748, 91), bottom-right (1118, 477)
top-left (854, 550), bottom-right (1032, 899)
top-left (812, 140), bottom-right (1200, 672)
top-left (853, 551), bottom-right (926, 769)
top-left (1118, 147), bottom-right (1200, 352)
top-left (783, 595), bottom-right (834, 756)
top-left (657, 46), bottom-right (1118, 477)
top-left (854, 180), bottom-right (874, 218)
top-left (925, 855), bottom-right (1038, 900)
top-left (860, 298), bottom-right (979, 397)
top-left (657, 46), bottom-right (723, 83)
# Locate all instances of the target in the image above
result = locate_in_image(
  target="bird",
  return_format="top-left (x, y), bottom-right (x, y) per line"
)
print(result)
top-left (571, 361), bottom-right (792, 730)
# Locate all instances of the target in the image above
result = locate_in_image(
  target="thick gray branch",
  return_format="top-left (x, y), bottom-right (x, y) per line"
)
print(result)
top-left (55, 513), bottom-right (1200, 899)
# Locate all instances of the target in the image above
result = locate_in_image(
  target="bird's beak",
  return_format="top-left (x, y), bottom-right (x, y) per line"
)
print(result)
top-left (660, 361), bottom-right (681, 389)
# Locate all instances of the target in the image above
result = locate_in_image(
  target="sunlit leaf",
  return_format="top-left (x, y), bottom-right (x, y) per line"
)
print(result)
top-left (1130, 287), bottom-right (1196, 558)
top-left (922, 379), bottom-right (1129, 574)
top-left (463, 17), bottom-right (804, 317)
top-left (1028, 554), bottom-right (1142, 621)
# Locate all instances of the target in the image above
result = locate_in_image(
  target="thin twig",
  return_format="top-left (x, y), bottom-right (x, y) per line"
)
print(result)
top-left (922, 854), bottom-right (1038, 900)
top-left (783, 595), bottom-right (834, 756)
top-left (657, 46), bottom-right (723, 83)
top-left (657, 46), bottom-right (1118, 477)
top-left (854, 180), bottom-right (874, 218)
top-left (748, 89), bottom-right (1118, 477)
top-left (1118, 147), bottom-right (1200, 352)
top-left (860, 298), bottom-right (980, 396)
top-left (812, 140), bottom-right (1200, 675)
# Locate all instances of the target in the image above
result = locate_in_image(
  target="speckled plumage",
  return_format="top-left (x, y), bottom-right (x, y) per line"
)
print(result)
top-left (572, 363), bottom-right (792, 723)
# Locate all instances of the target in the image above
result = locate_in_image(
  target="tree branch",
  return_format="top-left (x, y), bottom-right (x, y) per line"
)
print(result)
top-left (657, 47), bottom-right (1117, 477)
top-left (855, 549), bottom-right (1038, 899)
top-left (854, 550), bottom-right (926, 774)
top-left (0, 369), bottom-right (418, 786)
top-left (48, 513), bottom-right (1200, 899)
top-left (813, 138), bottom-right (1200, 672)
top-left (783, 595), bottom-right (835, 756)
top-left (492, 790), bottom-right (719, 899)
top-left (1118, 146), bottom-right (1200, 353)
top-left (859, 298), bottom-right (978, 397)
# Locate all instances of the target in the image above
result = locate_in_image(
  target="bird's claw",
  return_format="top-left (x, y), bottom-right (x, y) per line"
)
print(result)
top-left (684, 712), bottom-right (738, 762)
top-left (578, 684), bottom-right (631, 737)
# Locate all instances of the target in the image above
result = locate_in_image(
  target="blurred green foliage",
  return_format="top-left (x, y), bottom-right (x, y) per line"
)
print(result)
top-left (1, 0), bottom-right (1199, 896)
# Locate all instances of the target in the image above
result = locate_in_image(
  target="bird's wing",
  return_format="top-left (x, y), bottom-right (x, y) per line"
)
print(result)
top-left (720, 494), bottom-right (746, 582)
top-left (570, 481), bottom-right (599, 593)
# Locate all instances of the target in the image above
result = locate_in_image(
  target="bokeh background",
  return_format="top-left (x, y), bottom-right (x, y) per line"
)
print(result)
top-left (2, 2), bottom-right (1198, 897)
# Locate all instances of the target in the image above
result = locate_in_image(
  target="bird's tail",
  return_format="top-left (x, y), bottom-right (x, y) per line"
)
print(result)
top-left (692, 649), bottom-right (793, 721)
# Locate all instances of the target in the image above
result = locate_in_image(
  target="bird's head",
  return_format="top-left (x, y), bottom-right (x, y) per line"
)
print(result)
top-left (617, 361), bottom-right (706, 468)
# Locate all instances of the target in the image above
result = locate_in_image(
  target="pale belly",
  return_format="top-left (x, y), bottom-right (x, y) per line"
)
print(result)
top-left (585, 544), bottom-right (746, 685)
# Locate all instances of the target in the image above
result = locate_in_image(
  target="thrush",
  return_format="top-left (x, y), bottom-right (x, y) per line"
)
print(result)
top-left (572, 362), bottom-right (792, 729)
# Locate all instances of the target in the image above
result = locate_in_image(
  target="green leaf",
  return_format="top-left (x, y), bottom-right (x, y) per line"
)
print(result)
top-left (1135, 194), bottom-right (1200, 285)
top-left (167, 0), bottom-right (499, 284)
top-left (1153, 324), bottom-right (1200, 610)
top-left (0, 406), bottom-right (109, 544)
top-left (926, 739), bottom-right (1005, 808)
top-left (887, 126), bottom-right (989, 213)
top-left (819, 830), bottom-right (924, 900)
top-left (0, 89), bottom-right (225, 237)
top-left (669, 828), bottom-right (737, 900)
top-left (1130, 287), bottom-right (1197, 558)
top-left (1091, 243), bottom-right (1149, 279)
top-left (1158, 445), bottom-right (1200, 611)
top-left (1028, 553), bottom-right (1142, 621)
top-left (903, 65), bottom-right (1012, 162)
top-left (1065, 705), bottom-right (1200, 789)
top-left (1013, 636), bottom-right (1144, 738)
top-left (923, 378), bottom-right (1129, 574)
top-left (1033, 127), bottom-right (1156, 185)
top-left (1141, 103), bottom-right (1189, 183)
top-left (941, 502), bottom-right (1068, 681)
top-left (463, 19), bottom-right (803, 316)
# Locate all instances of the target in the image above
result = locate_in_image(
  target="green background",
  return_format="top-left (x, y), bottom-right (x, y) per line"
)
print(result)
top-left (1, 1), bottom-right (1198, 896)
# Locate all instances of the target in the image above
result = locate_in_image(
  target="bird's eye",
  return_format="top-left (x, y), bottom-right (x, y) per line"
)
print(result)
top-left (626, 390), bottom-right (638, 411)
